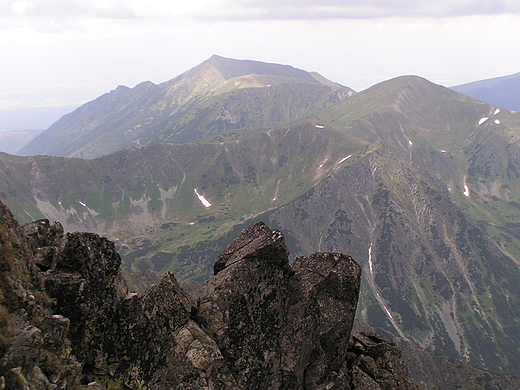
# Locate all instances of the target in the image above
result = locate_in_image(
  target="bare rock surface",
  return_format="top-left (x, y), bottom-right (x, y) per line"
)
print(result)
top-left (0, 199), bottom-right (419, 389)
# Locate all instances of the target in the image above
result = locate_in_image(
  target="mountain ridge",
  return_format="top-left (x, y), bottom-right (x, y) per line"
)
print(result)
top-left (452, 71), bottom-right (520, 111)
top-left (4, 58), bottom-right (520, 378)
top-left (18, 55), bottom-right (353, 159)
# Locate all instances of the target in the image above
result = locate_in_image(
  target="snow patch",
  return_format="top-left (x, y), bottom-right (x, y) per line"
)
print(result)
top-left (408, 140), bottom-right (413, 146)
top-left (479, 117), bottom-right (489, 125)
top-left (368, 244), bottom-right (373, 275)
top-left (338, 155), bottom-right (352, 164)
top-left (495, 119), bottom-right (501, 124)
top-left (194, 189), bottom-right (211, 208)
top-left (494, 108), bottom-right (500, 115)
top-left (464, 184), bottom-right (470, 197)
top-left (79, 201), bottom-right (86, 207)
top-left (440, 149), bottom-right (447, 153)
top-left (315, 124), bottom-right (324, 129)
top-left (375, 290), bottom-right (394, 319)
top-left (382, 305), bottom-right (394, 319)
top-left (266, 84), bottom-right (271, 87)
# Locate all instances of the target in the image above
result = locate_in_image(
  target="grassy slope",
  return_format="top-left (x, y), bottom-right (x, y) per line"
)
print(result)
top-left (0, 123), bottom-right (366, 279)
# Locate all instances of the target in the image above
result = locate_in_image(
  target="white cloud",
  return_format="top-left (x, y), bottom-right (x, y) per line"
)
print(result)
top-left (3, 0), bottom-right (520, 27)
top-left (3, 0), bottom-right (135, 19)
top-left (1, 0), bottom-right (519, 111)
top-left (192, 0), bottom-right (520, 20)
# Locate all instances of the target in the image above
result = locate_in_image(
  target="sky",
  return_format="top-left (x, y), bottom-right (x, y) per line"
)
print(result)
top-left (1, 0), bottom-right (520, 115)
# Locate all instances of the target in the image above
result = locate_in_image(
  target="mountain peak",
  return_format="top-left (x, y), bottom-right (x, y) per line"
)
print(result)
top-left (202, 54), bottom-right (320, 83)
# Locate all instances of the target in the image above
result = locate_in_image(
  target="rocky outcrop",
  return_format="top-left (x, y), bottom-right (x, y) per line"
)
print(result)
top-left (348, 331), bottom-right (417, 390)
top-left (198, 222), bottom-right (363, 389)
top-left (0, 199), bottom-right (417, 389)
top-left (0, 204), bottom-right (82, 389)
top-left (352, 320), bottom-right (520, 390)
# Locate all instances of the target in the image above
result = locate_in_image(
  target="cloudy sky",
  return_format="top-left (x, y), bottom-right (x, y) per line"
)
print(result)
top-left (1, 0), bottom-right (520, 113)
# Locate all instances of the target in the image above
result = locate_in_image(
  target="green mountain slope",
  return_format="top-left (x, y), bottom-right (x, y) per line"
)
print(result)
top-left (4, 63), bottom-right (520, 376)
top-left (18, 55), bottom-right (353, 159)
top-left (264, 141), bottom-right (520, 373)
top-left (1, 123), bottom-right (365, 279)
top-left (309, 75), bottom-right (520, 263)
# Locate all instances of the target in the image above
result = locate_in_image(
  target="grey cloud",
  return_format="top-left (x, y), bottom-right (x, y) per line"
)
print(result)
top-left (3, 0), bottom-right (136, 20)
top-left (195, 0), bottom-right (520, 20)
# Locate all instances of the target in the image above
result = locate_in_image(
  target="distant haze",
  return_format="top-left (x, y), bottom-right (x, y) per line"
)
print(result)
top-left (1, 1), bottom-right (520, 112)
top-left (0, 105), bottom-right (77, 131)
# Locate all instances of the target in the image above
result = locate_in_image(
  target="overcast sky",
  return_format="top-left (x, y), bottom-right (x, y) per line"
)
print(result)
top-left (1, 0), bottom-right (520, 112)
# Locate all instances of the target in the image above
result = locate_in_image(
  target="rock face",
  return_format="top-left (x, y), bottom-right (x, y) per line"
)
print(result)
top-left (0, 199), bottom-right (418, 389)
top-left (348, 331), bottom-right (417, 390)
top-left (198, 222), bottom-right (362, 389)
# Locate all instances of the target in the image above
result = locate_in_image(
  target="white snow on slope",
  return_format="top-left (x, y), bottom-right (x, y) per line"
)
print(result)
top-left (463, 175), bottom-right (470, 197)
top-left (338, 155), bottom-right (352, 164)
top-left (315, 124), bottom-right (324, 129)
top-left (382, 303), bottom-right (394, 319)
top-left (494, 108), bottom-right (501, 115)
top-left (374, 290), bottom-right (394, 319)
top-left (79, 201), bottom-right (86, 207)
top-left (194, 189), bottom-right (211, 208)
top-left (464, 184), bottom-right (470, 197)
top-left (495, 119), bottom-right (501, 124)
top-left (479, 117), bottom-right (489, 125)
top-left (368, 244), bottom-right (373, 275)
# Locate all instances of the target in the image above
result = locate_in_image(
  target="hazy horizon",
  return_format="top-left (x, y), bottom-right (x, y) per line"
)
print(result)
top-left (2, 0), bottom-right (520, 113)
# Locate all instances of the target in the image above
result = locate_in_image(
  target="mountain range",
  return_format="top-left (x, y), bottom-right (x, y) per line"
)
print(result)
top-left (19, 55), bottom-right (352, 159)
top-left (452, 72), bottom-right (520, 111)
top-left (3, 56), bottom-right (520, 380)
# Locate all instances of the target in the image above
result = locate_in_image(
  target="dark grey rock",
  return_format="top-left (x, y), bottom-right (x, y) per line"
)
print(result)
top-left (197, 222), bottom-right (362, 389)
top-left (1, 199), bottom-right (420, 389)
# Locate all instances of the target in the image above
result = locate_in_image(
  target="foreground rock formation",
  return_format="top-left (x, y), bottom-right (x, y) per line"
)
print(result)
top-left (0, 199), bottom-right (417, 389)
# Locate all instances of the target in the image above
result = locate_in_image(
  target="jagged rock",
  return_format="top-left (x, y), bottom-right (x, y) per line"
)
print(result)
top-left (347, 331), bottom-right (417, 390)
top-left (116, 272), bottom-right (238, 389)
top-left (121, 269), bottom-right (160, 295)
top-left (213, 220), bottom-right (291, 274)
top-left (0, 210), bottom-right (82, 390)
top-left (40, 231), bottom-right (128, 379)
top-left (1, 198), bottom-right (419, 389)
top-left (197, 221), bottom-right (362, 389)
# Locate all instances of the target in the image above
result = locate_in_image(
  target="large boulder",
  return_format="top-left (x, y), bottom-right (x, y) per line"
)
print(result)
top-left (197, 221), bottom-right (362, 389)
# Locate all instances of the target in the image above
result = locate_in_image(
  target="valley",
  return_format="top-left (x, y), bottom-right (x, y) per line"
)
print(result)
top-left (2, 56), bottom-right (520, 379)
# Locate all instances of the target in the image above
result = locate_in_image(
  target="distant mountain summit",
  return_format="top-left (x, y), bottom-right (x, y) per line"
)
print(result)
top-left (452, 72), bottom-right (520, 111)
top-left (203, 54), bottom-right (324, 82)
top-left (19, 55), bottom-right (353, 159)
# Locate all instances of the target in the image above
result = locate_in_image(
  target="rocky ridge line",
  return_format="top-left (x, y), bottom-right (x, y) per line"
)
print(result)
top-left (0, 198), bottom-right (416, 389)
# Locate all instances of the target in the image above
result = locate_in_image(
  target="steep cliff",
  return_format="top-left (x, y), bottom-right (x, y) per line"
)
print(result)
top-left (266, 141), bottom-right (520, 373)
